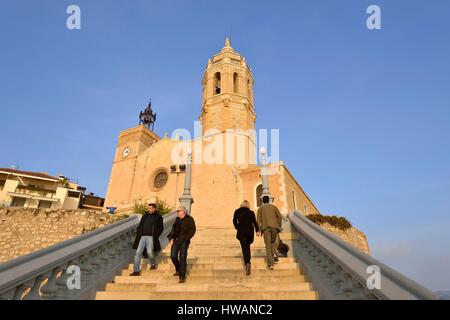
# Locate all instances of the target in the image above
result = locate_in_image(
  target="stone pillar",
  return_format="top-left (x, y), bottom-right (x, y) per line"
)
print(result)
top-left (260, 147), bottom-right (274, 203)
top-left (179, 147), bottom-right (194, 214)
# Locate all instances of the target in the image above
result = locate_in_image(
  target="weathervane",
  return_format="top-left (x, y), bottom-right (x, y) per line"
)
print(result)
top-left (139, 99), bottom-right (157, 131)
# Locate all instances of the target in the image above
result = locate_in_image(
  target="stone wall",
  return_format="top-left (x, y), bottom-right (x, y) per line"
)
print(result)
top-left (0, 208), bottom-right (128, 264)
top-left (319, 222), bottom-right (370, 255)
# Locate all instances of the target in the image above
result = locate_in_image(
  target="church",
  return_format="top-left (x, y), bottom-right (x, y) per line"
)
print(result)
top-left (103, 38), bottom-right (321, 227)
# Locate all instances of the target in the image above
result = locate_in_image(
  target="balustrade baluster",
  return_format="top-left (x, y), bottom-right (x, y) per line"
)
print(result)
top-left (349, 280), bottom-right (365, 300)
top-left (319, 252), bottom-right (329, 273)
top-left (40, 268), bottom-right (61, 299)
top-left (66, 258), bottom-right (82, 299)
top-left (88, 248), bottom-right (103, 277)
top-left (340, 273), bottom-right (354, 299)
top-left (333, 265), bottom-right (346, 297)
top-left (12, 283), bottom-right (30, 300)
top-left (0, 288), bottom-right (16, 300)
top-left (53, 263), bottom-right (70, 300)
top-left (23, 275), bottom-right (45, 300)
top-left (78, 253), bottom-right (95, 295)
top-left (326, 258), bottom-right (336, 279)
top-left (104, 242), bottom-right (117, 270)
top-left (98, 244), bottom-right (112, 273)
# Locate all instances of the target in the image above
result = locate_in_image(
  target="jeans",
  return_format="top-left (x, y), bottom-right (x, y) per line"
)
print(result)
top-left (133, 236), bottom-right (156, 272)
top-left (238, 236), bottom-right (252, 264)
top-left (171, 240), bottom-right (189, 278)
top-left (263, 228), bottom-right (279, 267)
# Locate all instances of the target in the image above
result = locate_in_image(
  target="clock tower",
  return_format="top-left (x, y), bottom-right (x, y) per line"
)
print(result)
top-left (105, 124), bottom-right (160, 206)
top-left (112, 125), bottom-right (159, 163)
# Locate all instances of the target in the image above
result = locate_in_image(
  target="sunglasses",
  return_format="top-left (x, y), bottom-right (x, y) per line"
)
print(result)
top-left (177, 210), bottom-right (184, 212)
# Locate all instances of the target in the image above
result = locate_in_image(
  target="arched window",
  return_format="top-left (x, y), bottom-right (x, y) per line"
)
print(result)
top-left (214, 72), bottom-right (221, 95)
top-left (256, 184), bottom-right (263, 207)
top-left (291, 190), bottom-right (297, 210)
top-left (233, 73), bottom-right (239, 93)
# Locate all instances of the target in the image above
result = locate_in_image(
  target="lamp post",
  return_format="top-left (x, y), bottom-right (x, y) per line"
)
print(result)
top-left (260, 147), bottom-right (274, 203)
top-left (179, 147), bottom-right (194, 214)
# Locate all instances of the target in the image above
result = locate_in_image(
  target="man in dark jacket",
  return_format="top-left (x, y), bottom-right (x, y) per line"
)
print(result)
top-left (130, 203), bottom-right (164, 276)
top-left (167, 206), bottom-right (196, 283)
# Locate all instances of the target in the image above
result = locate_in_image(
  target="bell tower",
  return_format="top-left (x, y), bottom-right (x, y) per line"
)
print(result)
top-left (199, 38), bottom-right (256, 135)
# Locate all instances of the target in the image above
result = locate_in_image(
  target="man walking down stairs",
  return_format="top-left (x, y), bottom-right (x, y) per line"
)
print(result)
top-left (167, 206), bottom-right (196, 284)
top-left (95, 225), bottom-right (318, 300)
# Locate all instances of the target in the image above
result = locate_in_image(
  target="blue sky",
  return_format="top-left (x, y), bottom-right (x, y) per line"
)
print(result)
top-left (1, 0), bottom-right (449, 291)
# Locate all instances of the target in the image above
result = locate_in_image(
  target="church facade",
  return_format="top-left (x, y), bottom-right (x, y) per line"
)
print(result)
top-left (104, 38), bottom-right (320, 227)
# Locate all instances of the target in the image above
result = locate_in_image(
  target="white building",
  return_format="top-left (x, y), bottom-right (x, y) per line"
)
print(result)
top-left (0, 168), bottom-right (84, 209)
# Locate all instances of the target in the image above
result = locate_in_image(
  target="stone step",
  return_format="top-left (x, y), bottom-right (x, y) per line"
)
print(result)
top-left (95, 290), bottom-right (318, 300)
top-left (160, 252), bottom-right (271, 258)
top-left (161, 247), bottom-right (266, 251)
top-left (186, 246), bottom-right (266, 249)
top-left (104, 282), bottom-right (313, 292)
top-left (194, 229), bottom-right (238, 233)
top-left (192, 235), bottom-right (262, 238)
top-left (150, 257), bottom-right (296, 263)
top-left (167, 248), bottom-right (268, 252)
top-left (161, 248), bottom-right (269, 254)
top-left (183, 246), bottom-right (268, 250)
top-left (132, 260), bottom-right (299, 267)
top-left (121, 268), bottom-right (302, 277)
top-left (112, 274), bottom-right (308, 284)
top-left (96, 227), bottom-right (316, 300)
top-left (140, 259), bottom-right (296, 266)
top-left (128, 263), bottom-right (298, 272)
top-left (190, 239), bottom-right (265, 241)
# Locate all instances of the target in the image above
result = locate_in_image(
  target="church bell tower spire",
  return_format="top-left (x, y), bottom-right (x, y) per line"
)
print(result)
top-left (199, 38), bottom-right (256, 135)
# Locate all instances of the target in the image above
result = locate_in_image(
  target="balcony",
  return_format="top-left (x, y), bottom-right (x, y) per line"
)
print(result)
top-left (9, 186), bottom-right (57, 199)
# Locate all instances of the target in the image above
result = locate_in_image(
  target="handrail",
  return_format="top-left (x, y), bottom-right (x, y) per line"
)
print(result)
top-left (288, 210), bottom-right (437, 300)
top-left (0, 211), bottom-right (177, 300)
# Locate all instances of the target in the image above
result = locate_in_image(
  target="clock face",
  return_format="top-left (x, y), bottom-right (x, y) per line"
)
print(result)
top-left (122, 146), bottom-right (131, 158)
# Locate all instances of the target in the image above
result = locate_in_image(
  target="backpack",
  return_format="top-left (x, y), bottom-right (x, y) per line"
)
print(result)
top-left (277, 240), bottom-right (289, 257)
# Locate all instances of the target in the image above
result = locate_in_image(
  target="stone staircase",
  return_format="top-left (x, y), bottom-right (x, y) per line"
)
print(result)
top-left (95, 226), bottom-right (318, 300)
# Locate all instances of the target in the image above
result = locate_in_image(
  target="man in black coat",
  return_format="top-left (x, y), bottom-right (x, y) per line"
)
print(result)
top-left (130, 203), bottom-right (164, 276)
top-left (167, 206), bottom-right (196, 283)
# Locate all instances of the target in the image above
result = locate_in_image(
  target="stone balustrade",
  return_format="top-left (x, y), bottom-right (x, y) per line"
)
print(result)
top-left (0, 212), bottom-right (177, 300)
top-left (288, 210), bottom-right (437, 300)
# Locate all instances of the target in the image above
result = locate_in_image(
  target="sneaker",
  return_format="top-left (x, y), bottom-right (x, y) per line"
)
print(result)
top-left (129, 271), bottom-right (141, 276)
top-left (173, 272), bottom-right (179, 276)
top-left (179, 277), bottom-right (186, 283)
top-left (268, 265), bottom-right (274, 270)
top-left (273, 256), bottom-right (279, 263)
top-left (150, 265), bottom-right (157, 270)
